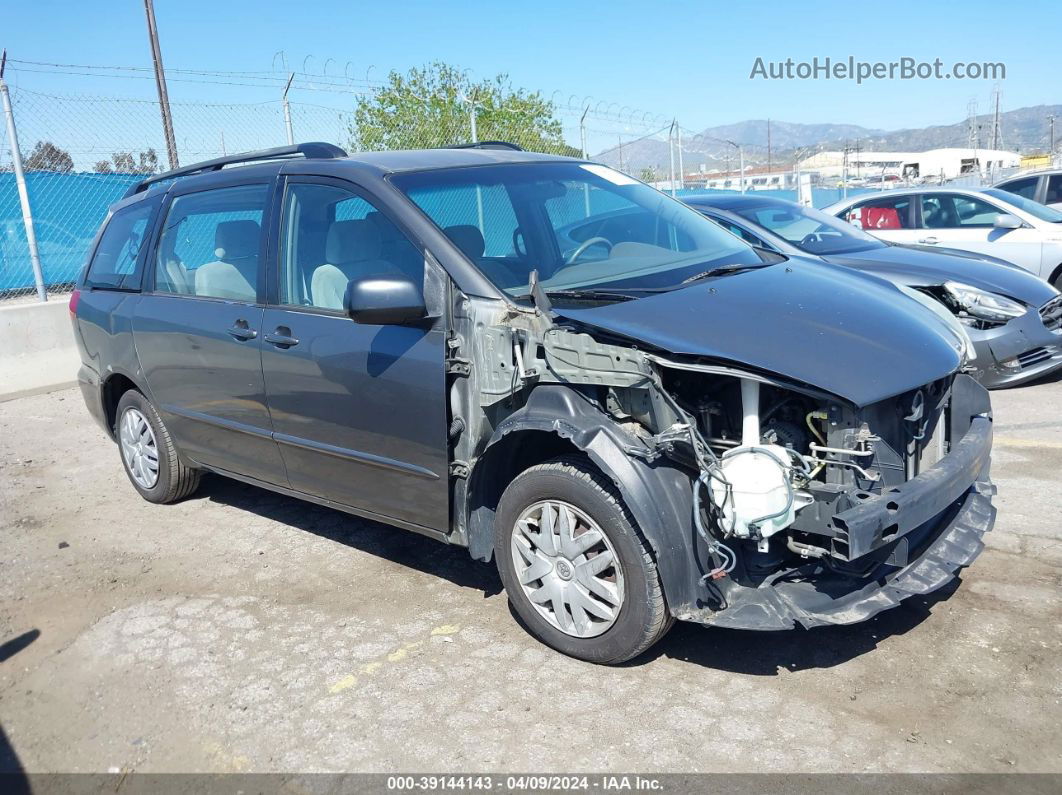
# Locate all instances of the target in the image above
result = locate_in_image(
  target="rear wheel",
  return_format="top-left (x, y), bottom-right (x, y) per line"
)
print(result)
top-left (494, 456), bottom-right (670, 664)
top-left (115, 390), bottom-right (201, 504)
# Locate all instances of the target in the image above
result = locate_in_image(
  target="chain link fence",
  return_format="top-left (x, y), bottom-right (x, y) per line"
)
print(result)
top-left (2, 67), bottom-right (1058, 301)
top-left (1, 80), bottom-right (634, 300)
top-left (0, 88), bottom-right (365, 299)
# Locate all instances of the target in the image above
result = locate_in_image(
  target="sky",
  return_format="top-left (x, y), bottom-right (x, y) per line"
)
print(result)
top-left (4, 0), bottom-right (1060, 155)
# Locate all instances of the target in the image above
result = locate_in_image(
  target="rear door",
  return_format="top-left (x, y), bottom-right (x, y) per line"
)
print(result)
top-left (915, 192), bottom-right (1043, 274)
top-left (259, 177), bottom-right (450, 530)
top-left (132, 181), bottom-right (287, 485)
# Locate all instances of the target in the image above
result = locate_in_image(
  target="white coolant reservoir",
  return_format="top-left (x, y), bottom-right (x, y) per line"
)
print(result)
top-left (710, 444), bottom-right (809, 541)
top-left (709, 380), bottom-right (812, 546)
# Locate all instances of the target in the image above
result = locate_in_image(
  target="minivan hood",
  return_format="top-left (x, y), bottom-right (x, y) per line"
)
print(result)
top-left (554, 258), bottom-right (964, 407)
top-left (823, 243), bottom-right (1058, 306)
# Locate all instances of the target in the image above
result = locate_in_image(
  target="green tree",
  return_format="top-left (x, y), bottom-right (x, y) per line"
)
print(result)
top-left (24, 141), bottom-right (73, 172)
top-left (102, 149), bottom-right (159, 175)
top-left (350, 62), bottom-right (580, 156)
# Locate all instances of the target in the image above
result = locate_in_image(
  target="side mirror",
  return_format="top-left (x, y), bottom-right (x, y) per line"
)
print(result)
top-left (343, 276), bottom-right (426, 325)
top-left (993, 213), bottom-right (1023, 230)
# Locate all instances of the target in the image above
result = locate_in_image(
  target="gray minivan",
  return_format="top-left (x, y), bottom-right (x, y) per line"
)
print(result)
top-left (71, 143), bottom-right (995, 663)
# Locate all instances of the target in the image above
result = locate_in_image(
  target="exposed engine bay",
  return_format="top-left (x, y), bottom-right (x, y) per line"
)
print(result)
top-left (447, 290), bottom-right (994, 629)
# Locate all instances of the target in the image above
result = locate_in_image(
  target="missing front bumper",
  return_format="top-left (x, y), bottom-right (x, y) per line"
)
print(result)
top-left (679, 486), bottom-right (994, 630)
top-left (676, 403), bottom-right (995, 631)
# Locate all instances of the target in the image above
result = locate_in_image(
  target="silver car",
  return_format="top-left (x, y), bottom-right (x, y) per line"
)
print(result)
top-left (823, 187), bottom-right (1062, 288)
top-left (685, 193), bottom-right (1062, 389)
top-left (994, 169), bottom-right (1062, 211)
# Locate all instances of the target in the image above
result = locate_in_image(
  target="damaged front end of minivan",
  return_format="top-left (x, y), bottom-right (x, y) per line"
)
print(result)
top-left (445, 279), bottom-right (996, 631)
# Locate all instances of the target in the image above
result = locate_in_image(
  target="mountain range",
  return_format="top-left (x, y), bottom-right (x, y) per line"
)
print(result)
top-left (594, 104), bottom-right (1062, 175)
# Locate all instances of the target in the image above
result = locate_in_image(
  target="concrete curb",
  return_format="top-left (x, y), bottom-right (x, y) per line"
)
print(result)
top-left (0, 300), bottom-right (79, 400)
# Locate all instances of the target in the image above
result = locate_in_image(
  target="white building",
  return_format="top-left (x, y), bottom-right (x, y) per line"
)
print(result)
top-left (798, 147), bottom-right (1020, 181)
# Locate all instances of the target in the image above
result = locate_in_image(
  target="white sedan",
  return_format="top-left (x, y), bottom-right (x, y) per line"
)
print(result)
top-left (823, 187), bottom-right (1062, 288)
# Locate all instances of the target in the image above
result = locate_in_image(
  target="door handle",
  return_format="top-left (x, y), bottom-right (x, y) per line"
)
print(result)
top-left (227, 322), bottom-right (257, 341)
top-left (264, 328), bottom-right (300, 348)
top-left (918, 236), bottom-right (939, 244)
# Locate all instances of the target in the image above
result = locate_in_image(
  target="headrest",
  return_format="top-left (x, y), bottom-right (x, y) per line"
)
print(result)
top-left (444, 225), bottom-right (485, 261)
top-left (326, 220), bottom-right (382, 264)
top-left (214, 220), bottom-right (260, 261)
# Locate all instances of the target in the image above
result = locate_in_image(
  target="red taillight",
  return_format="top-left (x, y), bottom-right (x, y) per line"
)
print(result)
top-left (69, 288), bottom-right (81, 315)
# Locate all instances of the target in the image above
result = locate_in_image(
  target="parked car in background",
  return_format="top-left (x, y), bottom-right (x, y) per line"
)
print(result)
top-left (71, 142), bottom-right (993, 664)
top-left (823, 187), bottom-right (1062, 288)
top-left (684, 194), bottom-right (1062, 389)
top-left (993, 169), bottom-right (1062, 210)
top-left (863, 173), bottom-right (903, 188)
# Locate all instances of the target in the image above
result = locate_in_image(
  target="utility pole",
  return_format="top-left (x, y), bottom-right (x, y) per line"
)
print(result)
top-left (677, 123), bottom-right (685, 191)
top-left (766, 118), bottom-right (772, 177)
top-left (668, 120), bottom-right (676, 196)
top-left (842, 140), bottom-right (849, 199)
top-left (739, 144), bottom-right (745, 193)
top-left (143, 0), bottom-right (179, 169)
top-left (990, 87), bottom-right (1001, 151)
top-left (0, 50), bottom-right (47, 301)
top-left (726, 140), bottom-right (744, 193)
top-left (579, 105), bottom-right (589, 159)
top-left (579, 105), bottom-right (590, 215)
top-left (1049, 114), bottom-right (1056, 157)
top-left (467, 92), bottom-right (478, 143)
top-left (464, 90), bottom-right (483, 232)
top-left (282, 73), bottom-right (295, 145)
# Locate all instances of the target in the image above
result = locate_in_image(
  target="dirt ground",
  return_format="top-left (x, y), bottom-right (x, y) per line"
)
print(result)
top-left (1, 378), bottom-right (1060, 774)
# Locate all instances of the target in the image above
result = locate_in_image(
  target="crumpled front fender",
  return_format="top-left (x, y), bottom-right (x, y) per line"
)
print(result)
top-left (466, 385), bottom-right (711, 615)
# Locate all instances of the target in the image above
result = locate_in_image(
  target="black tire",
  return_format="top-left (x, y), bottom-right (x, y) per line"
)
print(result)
top-left (115, 390), bottom-right (201, 504)
top-left (494, 456), bottom-right (670, 664)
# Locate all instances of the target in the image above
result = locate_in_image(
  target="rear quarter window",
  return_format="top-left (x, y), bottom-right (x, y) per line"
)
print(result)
top-left (84, 199), bottom-right (158, 290)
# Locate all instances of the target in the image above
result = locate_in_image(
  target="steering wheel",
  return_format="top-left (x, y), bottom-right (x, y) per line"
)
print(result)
top-left (512, 228), bottom-right (527, 259)
top-left (564, 236), bottom-right (613, 266)
top-left (800, 231), bottom-right (841, 247)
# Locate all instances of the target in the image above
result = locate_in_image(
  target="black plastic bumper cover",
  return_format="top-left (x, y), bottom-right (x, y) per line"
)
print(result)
top-left (679, 415), bottom-right (995, 630)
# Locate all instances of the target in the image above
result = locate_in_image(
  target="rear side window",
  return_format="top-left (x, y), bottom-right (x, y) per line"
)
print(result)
top-left (84, 200), bottom-right (157, 290)
top-left (998, 176), bottom-right (1038, 200)
top-left (154, 184), bottom-right (269, 301)
top-left (842, 196), bottom-right (913, 230)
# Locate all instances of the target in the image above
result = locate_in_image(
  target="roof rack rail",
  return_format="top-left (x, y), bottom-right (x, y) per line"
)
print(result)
top-left (124, 142), bottom-right (348, 197)
top-left (444, 141), bottom-right (524, 151)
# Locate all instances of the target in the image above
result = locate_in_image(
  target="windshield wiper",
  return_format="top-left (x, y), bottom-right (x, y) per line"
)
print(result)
top-left (680, 262), bottom-right (772, 283)
top-left (512, 288), bottom-right (638, 303)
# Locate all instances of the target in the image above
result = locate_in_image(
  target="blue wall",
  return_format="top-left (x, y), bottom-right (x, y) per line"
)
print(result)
top-left (0, 172), bottom-right (880, 293)
top-left (0, 172), bottom-right (140, 291)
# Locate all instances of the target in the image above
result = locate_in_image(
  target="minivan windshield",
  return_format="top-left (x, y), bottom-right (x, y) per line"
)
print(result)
top-left (392, 162), bottom-right (765, 298)
top-left (729, 201), bottom-right (885, 256)
top-left (982, 188), bottom-right (1062, 223)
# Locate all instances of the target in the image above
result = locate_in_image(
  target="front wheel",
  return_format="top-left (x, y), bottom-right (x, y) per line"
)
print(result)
top-left (115, 390), bottom-right (201, 504)
top-left (494, 456), bottom-right (670, 664)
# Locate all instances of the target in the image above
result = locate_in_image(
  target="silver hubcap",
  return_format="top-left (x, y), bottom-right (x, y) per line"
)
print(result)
top-left (119, 408), bottom-right (159, 489)
top-left (510, 500), bottom-right (624, 638)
